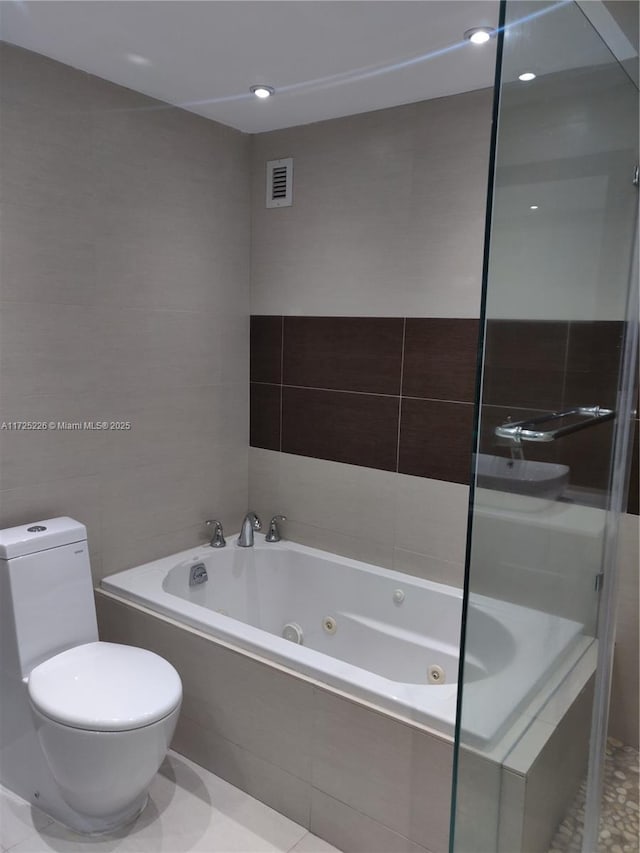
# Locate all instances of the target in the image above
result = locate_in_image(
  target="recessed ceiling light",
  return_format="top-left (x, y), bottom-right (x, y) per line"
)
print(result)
top-left (250, 85), bottom-right (275, 99)
top-left (519, 72), bottom-right (537, 82)
top-left (463, 27), bottom-right (495, 45)
top-left (530, 205), bottom-right (539, 210)
top-left (126, 53), bottom-right (151, 67)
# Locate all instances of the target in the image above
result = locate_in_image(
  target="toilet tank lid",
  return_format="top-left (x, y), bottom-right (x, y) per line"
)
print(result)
top-left (0, 517), bottom-right (87, 559)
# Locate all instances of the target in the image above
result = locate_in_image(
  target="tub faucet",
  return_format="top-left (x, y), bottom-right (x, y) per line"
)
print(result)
top-left (205, 519), bottom-right (226, 548)
top-left (237, 511), bottom-right (262, 548)
top-left (265, 515), bottom-right (287, 543)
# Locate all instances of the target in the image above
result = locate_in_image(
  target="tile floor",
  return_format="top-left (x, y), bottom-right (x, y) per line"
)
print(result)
top-left (0, 751), bottom-right (342, 853)
top-left (549, 738), bottom-right (639, 853)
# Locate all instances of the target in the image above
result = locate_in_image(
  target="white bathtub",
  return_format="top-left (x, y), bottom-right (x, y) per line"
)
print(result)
top-left (101, 534), bottom-right (584, 747)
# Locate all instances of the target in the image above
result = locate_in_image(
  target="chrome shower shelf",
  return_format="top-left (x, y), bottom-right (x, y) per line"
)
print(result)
top-left (495, 406), bottom-right (615, 443)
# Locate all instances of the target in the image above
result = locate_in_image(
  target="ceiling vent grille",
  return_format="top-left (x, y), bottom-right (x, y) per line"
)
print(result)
top-left (266, 158), bottom-right (293, 208)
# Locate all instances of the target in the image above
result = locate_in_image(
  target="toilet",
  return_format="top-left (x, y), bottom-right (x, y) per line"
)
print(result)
top-left (0, 517), bottom-right (182, 834)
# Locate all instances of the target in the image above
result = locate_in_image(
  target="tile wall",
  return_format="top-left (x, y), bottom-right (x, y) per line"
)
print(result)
top-left (251, 316), bottom-right (478, 485)
top-left (250, 315), bottom-right (638, 510)
top-left (0, 44), bottom-right (250, 578)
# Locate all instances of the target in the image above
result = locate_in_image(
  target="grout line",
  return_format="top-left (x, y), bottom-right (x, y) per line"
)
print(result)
top-left (252, 382), bottom-right (474, 407)
top-left (279, 316), bottom-right (285, 453)
top-left (282, 384), bottom-right (398, 399)
top-left (395, 318), bottom-right (407, 473)
top-left (401, 396), bottom-right (474, 406)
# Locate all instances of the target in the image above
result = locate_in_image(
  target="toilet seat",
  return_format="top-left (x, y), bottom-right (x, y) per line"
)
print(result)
top-left (28, 641), bottom-right (182, 732)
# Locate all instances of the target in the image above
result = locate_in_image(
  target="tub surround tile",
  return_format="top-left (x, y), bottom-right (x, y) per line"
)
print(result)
top-left (310, 689), bottom-right (452, 850)
top-left (97, 594), bottom-right (455, 853)
top-left (402, 319), bottom-right (479, 402)
top-left (98, 591), bottom-right (314, 782)
top-left (609, 513), bottom-right (640, 747)
top-left (310, 690), bottom-right (415, 835)
top-left (172, 715), bottom-right (313, 831)
top-left (248, 449), bottom-right (468, 586)
top-left (251, 316), bottom-right (283, 384)
top-left (282, 387), bottom-right (399, 472)
top-left (394, 475), bottom-right (469, 567)
top-left (520, 682), bottom-right (593, 853)
top-left (392, 549), bottom-right (464, 587)
top-left (408, 729), bottom-right (454, 853)
top-left (309, 790), bottom-right (431, 853)
top-left (452, 749), bottom-right (501, 853)
top-left (398, 399), bottom-right (474, 485)
top-left (626, 419), bottom-right (639, 516)
top-left (179, 649), bottom-right (315, 782)
top-left (277, 452), bottom-right (398, 546)
top-left (283, 317), bottom-right (404, 395)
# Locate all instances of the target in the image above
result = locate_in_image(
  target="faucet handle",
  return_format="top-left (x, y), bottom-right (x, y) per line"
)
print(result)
top-left (265, 515), bottom-right (287, 543)
top-left (205, 519), bottom-right (226, 548)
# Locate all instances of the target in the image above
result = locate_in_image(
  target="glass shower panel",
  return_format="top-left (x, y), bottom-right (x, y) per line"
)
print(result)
top-left (451, 2), bottom-right (638, 852)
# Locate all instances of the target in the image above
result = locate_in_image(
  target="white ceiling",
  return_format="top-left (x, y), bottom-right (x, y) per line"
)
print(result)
top-left (0, 1), bottom-right (500, 133)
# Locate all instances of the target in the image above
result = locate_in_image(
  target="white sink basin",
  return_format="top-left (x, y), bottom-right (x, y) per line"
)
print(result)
top-left (475, 453), bottom-right (570, 502)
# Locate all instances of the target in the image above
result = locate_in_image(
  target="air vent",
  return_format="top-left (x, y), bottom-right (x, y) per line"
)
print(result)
top-left (266, 158), bottom-right (293, 208)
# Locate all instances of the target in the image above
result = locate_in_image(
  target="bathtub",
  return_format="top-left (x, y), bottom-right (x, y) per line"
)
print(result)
top-left (101, 534), bottom-right (584, 747)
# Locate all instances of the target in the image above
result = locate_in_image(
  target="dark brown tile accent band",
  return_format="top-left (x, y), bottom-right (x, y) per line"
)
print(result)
top-left (283, 317), bottom-right (404, 395)
top-left (250, 316), bottom-right (283, 384)
top-left (483, 320), bottom-right (568, 410)
top-left (564, 321), bottom-right (624, 410)
top-left (250, 382), bottom-right (280, 451)
top-left (282, 387), bottom-right (399, 471)
top-left (565, 321), bottom-right (624, 375)
top-left (484, 320), bottom-right (569, 369)
top-left (250, 315), bottom-right (636, 507)
top-left (402, 318), bottom-right (479, 402)
top-left (398, 399), bottom-right (474, 485)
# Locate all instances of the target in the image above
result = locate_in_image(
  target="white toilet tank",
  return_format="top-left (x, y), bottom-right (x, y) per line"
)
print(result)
top-left (0, 518), bottom-right (99, 678)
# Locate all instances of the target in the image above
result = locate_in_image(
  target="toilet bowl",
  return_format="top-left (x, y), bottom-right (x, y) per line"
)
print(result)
top-left (29, 642), bottom-right (181, 827)
top-left (0, 517), bottom-right (183, 834)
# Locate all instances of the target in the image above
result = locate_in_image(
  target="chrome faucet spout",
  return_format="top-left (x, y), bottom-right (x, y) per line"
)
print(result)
top-left (237, 511), bottom-right (262, 548)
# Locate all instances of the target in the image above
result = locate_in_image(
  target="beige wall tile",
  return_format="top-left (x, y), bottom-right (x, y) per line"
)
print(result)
top-left (250, 90), bottom-right (492, 318)
top-left (394, 475), bottom-right (469, 568)
top-left (392, 549), bottom-right (465, 588)
top-left (278, 453), bottom-right (397, 546)
top-left (0, 43), bottom-right (249, 576)
top-left (248, 452), bottom-right (469, 585)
